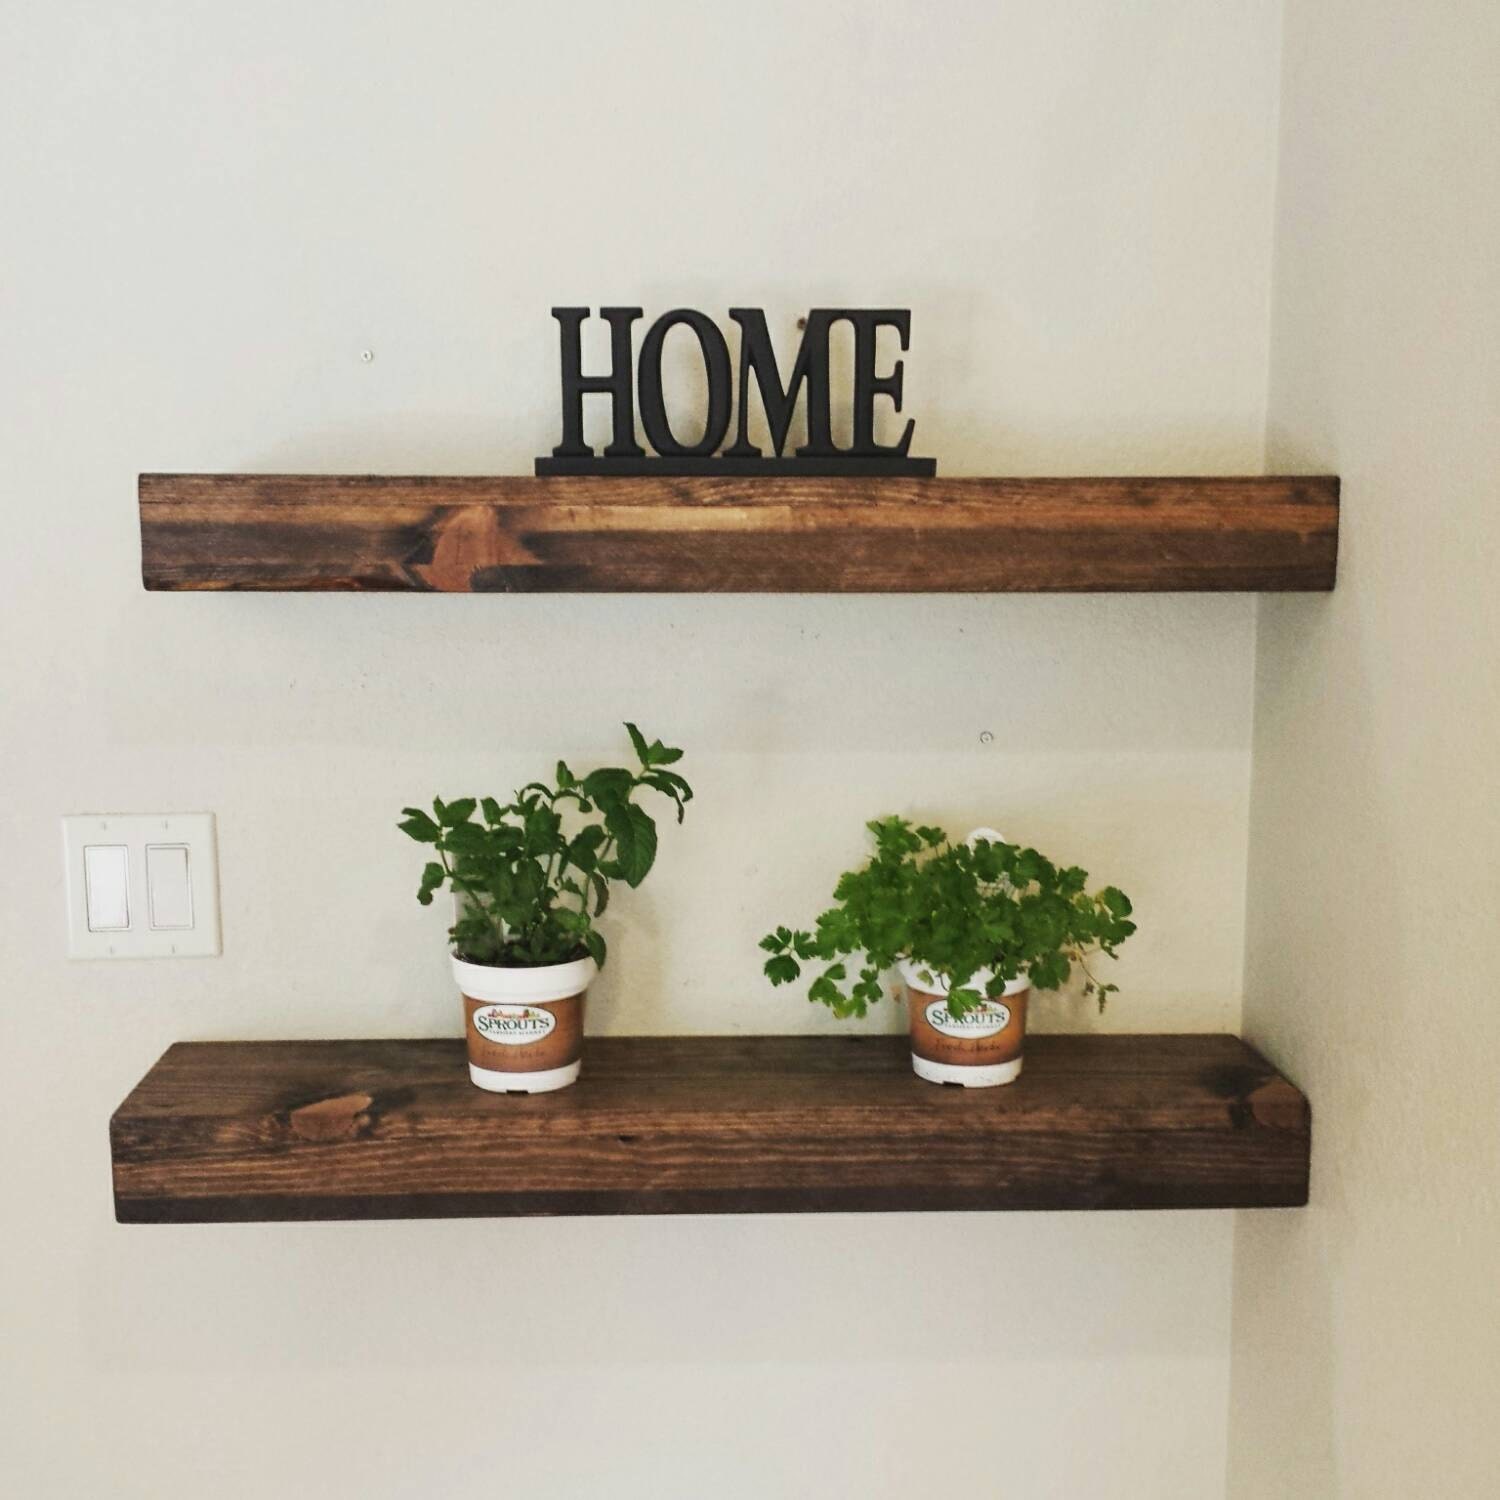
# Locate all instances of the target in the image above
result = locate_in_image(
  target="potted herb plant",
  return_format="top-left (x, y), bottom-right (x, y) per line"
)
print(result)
top-left (760, 818), bottom-right (1135, 1087)
top-left (400, 724), bottom-right (691, 1094)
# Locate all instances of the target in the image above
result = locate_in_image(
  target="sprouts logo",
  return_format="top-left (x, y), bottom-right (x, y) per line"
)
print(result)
top-left (924, 998), bottom-right (1012, 1040)
top-left (471, 1004), bottom-right (556, 1046)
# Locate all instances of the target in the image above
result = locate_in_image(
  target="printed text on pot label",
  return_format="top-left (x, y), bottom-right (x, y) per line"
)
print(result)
top-left (924, 999), bottom-right (1011, 1039)
top-left (472, 1004), bottom-right (556, 1045)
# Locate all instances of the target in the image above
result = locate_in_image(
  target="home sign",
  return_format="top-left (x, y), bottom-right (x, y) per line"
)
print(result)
top-left (536, 306), bottom-right (936, 476)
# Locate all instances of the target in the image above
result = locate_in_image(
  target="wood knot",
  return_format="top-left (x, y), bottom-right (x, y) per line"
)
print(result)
top-left (413, 506), bottom-right (538, 590)
top-left (288, 1092), bottom-right (375, 1143)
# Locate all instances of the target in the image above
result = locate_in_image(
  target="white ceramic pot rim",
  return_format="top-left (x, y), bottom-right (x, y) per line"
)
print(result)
top-left (451, 953), bottom-right (598, 1004)
top-left (898, 958), bottom-right (1030, 998)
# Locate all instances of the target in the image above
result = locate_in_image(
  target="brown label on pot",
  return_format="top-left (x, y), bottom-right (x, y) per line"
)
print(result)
top-left (907, 983), bottom-right (1028, 1068)
top-left (463, 990), bottom-right (585, 1073)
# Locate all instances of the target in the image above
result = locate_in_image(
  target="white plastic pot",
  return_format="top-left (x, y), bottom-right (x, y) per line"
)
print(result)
top-left (452, 953), bottom-right (598, 1094)
top-left (900, 959), bottom-right (1032, 1087)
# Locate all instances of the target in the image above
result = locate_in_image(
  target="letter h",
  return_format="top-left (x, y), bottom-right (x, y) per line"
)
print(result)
top-left (550, 307), bottom-right (645, 458)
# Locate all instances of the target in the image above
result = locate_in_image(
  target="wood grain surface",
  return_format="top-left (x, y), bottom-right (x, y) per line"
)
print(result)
top-left (138, 474), bottom-right (1339, 592)
top-left (110, 1034), bottom-right (1311, 1221)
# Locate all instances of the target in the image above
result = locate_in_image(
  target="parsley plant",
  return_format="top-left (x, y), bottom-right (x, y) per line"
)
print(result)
top-left (761, 817), bottom-right (1135, 1019)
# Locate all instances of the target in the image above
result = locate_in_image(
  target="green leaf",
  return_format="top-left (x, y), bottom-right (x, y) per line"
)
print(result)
top-left (523, 803), bottom-right (562, 850)
top-left (583, 928), bottom-right (607, 968)
top-left (443, 821), bottom-right (490, 856)
top-left (398, 808), bottom-right (441, 843)
top-left (438, 797), bottom-right (477, 827)
top-left (624, 723), bottom-right (687, 768)
top-left (480, 797), bottom-right (504, 825)
top-left (946, 986), bottom-right (982, 1019)
top-left (581, 767), bottom-right (635, 806)
top-left (764, 954), bottom-right (800, 985)
top-left (569, 824), bottom-right (606, 859)
top-left (645, 769), bottom-right (693, 799)
top-left (591, 873), bottom-right (609, 915)
top-left (644, 771), bottom-right (691, 822)
top-left (807, 963), bottom-right (849, 1011)
top-left (416, 861), bottom-right (446, 906)
top-left (603, 802), bottom-right (657, 887)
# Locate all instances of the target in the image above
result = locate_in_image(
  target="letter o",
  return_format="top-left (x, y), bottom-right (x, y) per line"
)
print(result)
top-left (637, 310), bottom-right (732, 457)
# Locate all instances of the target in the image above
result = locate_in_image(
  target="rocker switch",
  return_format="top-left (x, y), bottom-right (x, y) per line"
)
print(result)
top-left (83, 846), bottom-right (131, 931)
top-left (146, 844), bottom-right (194, 930)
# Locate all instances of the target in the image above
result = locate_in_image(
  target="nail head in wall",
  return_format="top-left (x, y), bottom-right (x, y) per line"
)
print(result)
top-left (361, 349), bottom-right (374, 363)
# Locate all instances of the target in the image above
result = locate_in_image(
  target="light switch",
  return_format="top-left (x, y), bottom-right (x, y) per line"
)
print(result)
top-left (84, 845), bottom-right (130, 930)
top-left (146, 844), bottom-right (193, 929)
top-left (63, 814), bottom-right (221, 958)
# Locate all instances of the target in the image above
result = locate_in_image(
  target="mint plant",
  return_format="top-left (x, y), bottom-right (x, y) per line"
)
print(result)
top-left (400, 724), bottom-right (691, 968)
top-left (761, 817), bottom-right (1135, 1019)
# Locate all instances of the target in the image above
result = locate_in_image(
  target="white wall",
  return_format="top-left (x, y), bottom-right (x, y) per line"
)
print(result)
top-left (0, 4), bottom-right (1284, 1495)
top-left (1229, 2), bottom-right (1500, 1495)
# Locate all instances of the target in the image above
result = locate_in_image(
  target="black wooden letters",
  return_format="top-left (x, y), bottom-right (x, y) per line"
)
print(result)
top-left (638, 310), bottom-right (732, 458)
top-left (537, 307), bottom-right (936, 476)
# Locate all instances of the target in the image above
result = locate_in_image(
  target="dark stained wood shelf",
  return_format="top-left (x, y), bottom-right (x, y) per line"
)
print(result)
top-left (110, 1034), bottom-right (1309, 1222)
top-left (138, 473), bottom-right (1338, 592)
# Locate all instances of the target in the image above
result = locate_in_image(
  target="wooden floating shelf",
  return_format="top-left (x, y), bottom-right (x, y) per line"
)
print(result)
top-left (138, 473), bottom-right (1338, 593)
top-left (110, 1034), bottom-right (1309, 1222)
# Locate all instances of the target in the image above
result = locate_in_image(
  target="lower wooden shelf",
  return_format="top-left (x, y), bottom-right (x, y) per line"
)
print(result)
top-left (109, 1034), bottom-right (1308, 1221)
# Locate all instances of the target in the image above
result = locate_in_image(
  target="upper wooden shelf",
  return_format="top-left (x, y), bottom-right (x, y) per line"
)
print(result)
top-left (137, 473), bottom-right (1338, 593)
top-left (110, 1034), bottom-right (1309, 1222)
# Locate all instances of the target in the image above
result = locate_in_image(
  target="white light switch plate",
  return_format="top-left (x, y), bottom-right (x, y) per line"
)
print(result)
top-left (62, 813), bottom-right (221, 958)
